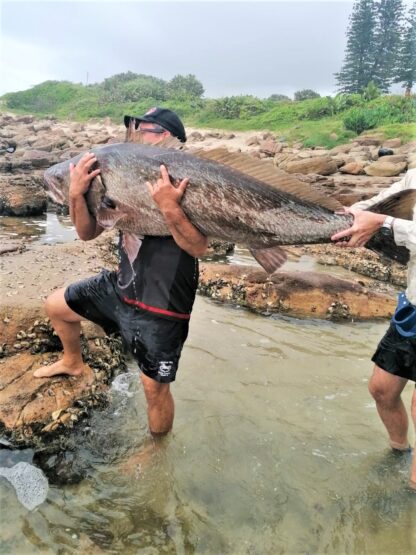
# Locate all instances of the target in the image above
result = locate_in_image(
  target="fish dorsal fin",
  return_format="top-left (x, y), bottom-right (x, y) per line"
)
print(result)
top-left (155, 135), bottom-right (184, 149)
top-left (190, 148), bottom-right (342, 212)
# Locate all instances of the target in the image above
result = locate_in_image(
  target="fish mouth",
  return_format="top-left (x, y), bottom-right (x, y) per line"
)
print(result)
top-left (43, 173), bottom-right (66, 205)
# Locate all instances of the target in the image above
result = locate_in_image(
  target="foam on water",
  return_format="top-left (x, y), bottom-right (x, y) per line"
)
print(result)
top-left (0, 462), bottom-right (49, 510)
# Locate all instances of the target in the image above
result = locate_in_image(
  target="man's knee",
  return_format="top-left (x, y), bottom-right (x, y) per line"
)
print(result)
top-left (368, 366), bottom-right (404, 406)
top-left (141, 373), bottom-right (170, 406)
top-left (411, 390), bottom-right (416, 424)
top-left (44, 288), bottom-right (81, 322)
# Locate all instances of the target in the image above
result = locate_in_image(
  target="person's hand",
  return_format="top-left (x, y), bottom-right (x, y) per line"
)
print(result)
top-left (331, 207), bottom-right (385, 248)
top-left (146, 165), bottom-right (189, 211)
top-left (69, 152), bottom-right (101, 199)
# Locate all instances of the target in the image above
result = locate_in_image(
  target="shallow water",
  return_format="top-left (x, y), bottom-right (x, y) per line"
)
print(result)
top-left (0, 211), bottom-right (76, 245)
top-left (1, 215), bottom-right (415, 553)
top-left (1, 297), bottom-right (415, 554)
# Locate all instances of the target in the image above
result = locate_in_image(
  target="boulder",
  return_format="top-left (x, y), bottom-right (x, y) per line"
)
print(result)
top-left (0, 174), bottom-right (47, 216)
top-left (198, 263), bottom-right (396, 320)
top-left (22, 149), bottom-right (60, 168)
top-left (0, 234), bottom-right (126, 446)
top-left (364, 160), bottom-right (407, 177)
top-left (382, 138), bottom-right (402, 149)
top-left (283, 156), bottom-right (338, 176)
top-left (339, 162), bottom-right (366, 175)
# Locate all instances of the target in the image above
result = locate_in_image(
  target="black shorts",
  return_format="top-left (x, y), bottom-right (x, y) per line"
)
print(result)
top-left (64, 270), bottom-right (189, 383)
top-left (372, 323), bottom-right (416, 382)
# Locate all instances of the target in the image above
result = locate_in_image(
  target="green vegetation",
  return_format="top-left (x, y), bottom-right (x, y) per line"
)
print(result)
top-left (1, 74), bottom-right (415, 149)
top-left (336, 0), bottom-right (416, 94)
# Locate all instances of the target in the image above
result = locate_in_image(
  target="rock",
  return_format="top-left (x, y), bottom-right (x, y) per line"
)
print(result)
top-left (0, 175), bottom-right (47, 216)
top-left (377, 154), bottom-right (407, 164)
top-left (378, 147), bottom-right (394, 157)
top-left (364, 160), bottom-right (407, 177)
top-left (0, 351), bottom-right (109, 445)
top-left (246, 135), bottom-right (260, 146)
top-left (259, 140), bottom-right (282, 156)
top-left (383, 138), bottom-right (402, 149)
top-left (328, 144), bottom-right (353, 155)
top-left (22, 150), bottom-right (59, 168)
top-left (0, 234), bottom-right (126, 446)
top-left (283, 156), bottom-right (338, 176)
top-left (189, 131), bottom-right (205, 142)
top-left (198, 263), bottom-right (395, 320)
top-left (354, 136), bottom-right (382, 146)
top-left (408, 154), bottom-right (416, 170)
top-left (339, 162), bottom-right (366, 175)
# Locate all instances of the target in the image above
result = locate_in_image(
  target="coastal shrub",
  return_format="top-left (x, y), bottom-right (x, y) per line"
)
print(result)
top-left (294, 89), bottom-right (320, 101)
top-left (343, 95), bottom-right (416, 133)
top-left (211, 96), bottom-right (268, 119)
top-left (299, 97), bottom-right (335, 119)
top-left (343, 107), bottom-right (379, 134)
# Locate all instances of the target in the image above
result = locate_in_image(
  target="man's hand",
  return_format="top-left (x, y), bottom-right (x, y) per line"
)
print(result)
top-left (331, 207), bottom-right (386, 248)
top-left (69, 152), bottom-right (101, 199)
top-left (146, 165), bottom-right (189, 212)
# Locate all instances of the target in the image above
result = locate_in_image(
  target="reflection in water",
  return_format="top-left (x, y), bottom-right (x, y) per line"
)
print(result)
top-left (1, 298), bottom-right (415, 553)
top-left (0, 210), bottom-right (77, 245)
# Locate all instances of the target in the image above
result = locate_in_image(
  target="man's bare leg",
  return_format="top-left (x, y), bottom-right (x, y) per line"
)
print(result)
top-left (368, 365), bottom-right (410, 449)
top-left (140, 373), bottom-right (174, 435)
top-left (33, 288), bottom-right (86, 378)
top-left (410, 389), bottom-right (416, 489)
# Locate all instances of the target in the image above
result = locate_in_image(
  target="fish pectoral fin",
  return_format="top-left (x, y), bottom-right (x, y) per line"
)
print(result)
top-left (96, 205), bottom-right (126, 230)
top-left (367, 189), bottom-right (416, 220)
top-left (249, 246), bottom-right (287, 274)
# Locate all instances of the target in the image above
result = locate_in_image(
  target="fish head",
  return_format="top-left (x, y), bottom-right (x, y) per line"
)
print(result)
top-left (43, 159), bottom-right (73, 205)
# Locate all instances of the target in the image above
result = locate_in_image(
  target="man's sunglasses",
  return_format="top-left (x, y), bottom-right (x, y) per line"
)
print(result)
top-left (138, 125), bottom-right (165, 134)
top-left (124, 115), bottom-right (165, 134)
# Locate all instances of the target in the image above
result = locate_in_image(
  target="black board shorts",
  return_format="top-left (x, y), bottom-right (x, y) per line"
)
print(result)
top-left (372, 323), bottom-right (416, 382)
top-left (64, 270), bottom-right (189, 383)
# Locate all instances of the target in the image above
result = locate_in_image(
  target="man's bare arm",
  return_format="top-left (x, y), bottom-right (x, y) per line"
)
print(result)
top-left (69, 152), bottom-right (104, 241)
top-left (147, 165), bottom-right (208, 257)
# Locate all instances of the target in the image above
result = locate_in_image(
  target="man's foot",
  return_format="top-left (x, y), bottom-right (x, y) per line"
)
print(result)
top-left (408, 480), bottom-right (416, 491)
top-left (389, 440), bottom-right (411, 452)
top-left (33, 359), bottom-right (85, 378)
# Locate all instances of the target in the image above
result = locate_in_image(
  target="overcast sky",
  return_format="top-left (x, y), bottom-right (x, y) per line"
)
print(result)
top-left (0, 0), bottom-right (413, 99)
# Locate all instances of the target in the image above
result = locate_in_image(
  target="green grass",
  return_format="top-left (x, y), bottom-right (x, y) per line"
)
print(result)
top-left (1, 79), bottom-right (415, 148)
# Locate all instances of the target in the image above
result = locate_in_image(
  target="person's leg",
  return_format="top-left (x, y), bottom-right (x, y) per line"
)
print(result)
top-left (33, 288), bottom-right (86, 378)
top-left (410, 388), bottom-right (416, 489)
top-left (140, 373), bottom-right (174, 435)
top-left (368, 364), bottom-right (410, 449)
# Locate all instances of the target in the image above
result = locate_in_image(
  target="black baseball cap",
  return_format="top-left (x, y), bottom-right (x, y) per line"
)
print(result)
top-left (124, 107), bottom-right (187, 143)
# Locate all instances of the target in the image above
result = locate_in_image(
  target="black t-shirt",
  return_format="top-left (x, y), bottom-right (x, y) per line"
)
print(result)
top-left (116, 232), bottom-right (199, 320)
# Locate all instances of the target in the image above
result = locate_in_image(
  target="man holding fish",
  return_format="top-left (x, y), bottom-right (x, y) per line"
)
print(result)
top-left (34, 108), bottom-right (208, 437)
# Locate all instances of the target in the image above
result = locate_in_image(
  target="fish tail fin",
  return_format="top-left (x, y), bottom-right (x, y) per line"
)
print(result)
top-left (365, 189), bottom-right (416, 265)
top-left (249, 246), bottom-right (287, 274)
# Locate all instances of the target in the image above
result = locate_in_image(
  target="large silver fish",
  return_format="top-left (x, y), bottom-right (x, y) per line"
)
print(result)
top-left (44, 142), bottom-right (414, 272)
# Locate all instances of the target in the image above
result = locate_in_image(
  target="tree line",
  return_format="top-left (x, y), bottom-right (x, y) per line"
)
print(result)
top-left (335, 0), bottom-right (416, 95)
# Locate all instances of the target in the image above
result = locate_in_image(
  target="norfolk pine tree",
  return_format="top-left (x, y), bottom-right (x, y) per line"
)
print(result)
top-left (394, 2), bottom-right (416, 94)
top-left (335, 0), bottom-right (378, 93)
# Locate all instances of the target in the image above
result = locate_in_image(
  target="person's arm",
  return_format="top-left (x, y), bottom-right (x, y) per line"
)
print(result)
top-left (332, 170), bottom-right (416, 249)
top-left (147, 165), bottom-right (208, 257)
top-left (69, 152), bottom-right (105, 241)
